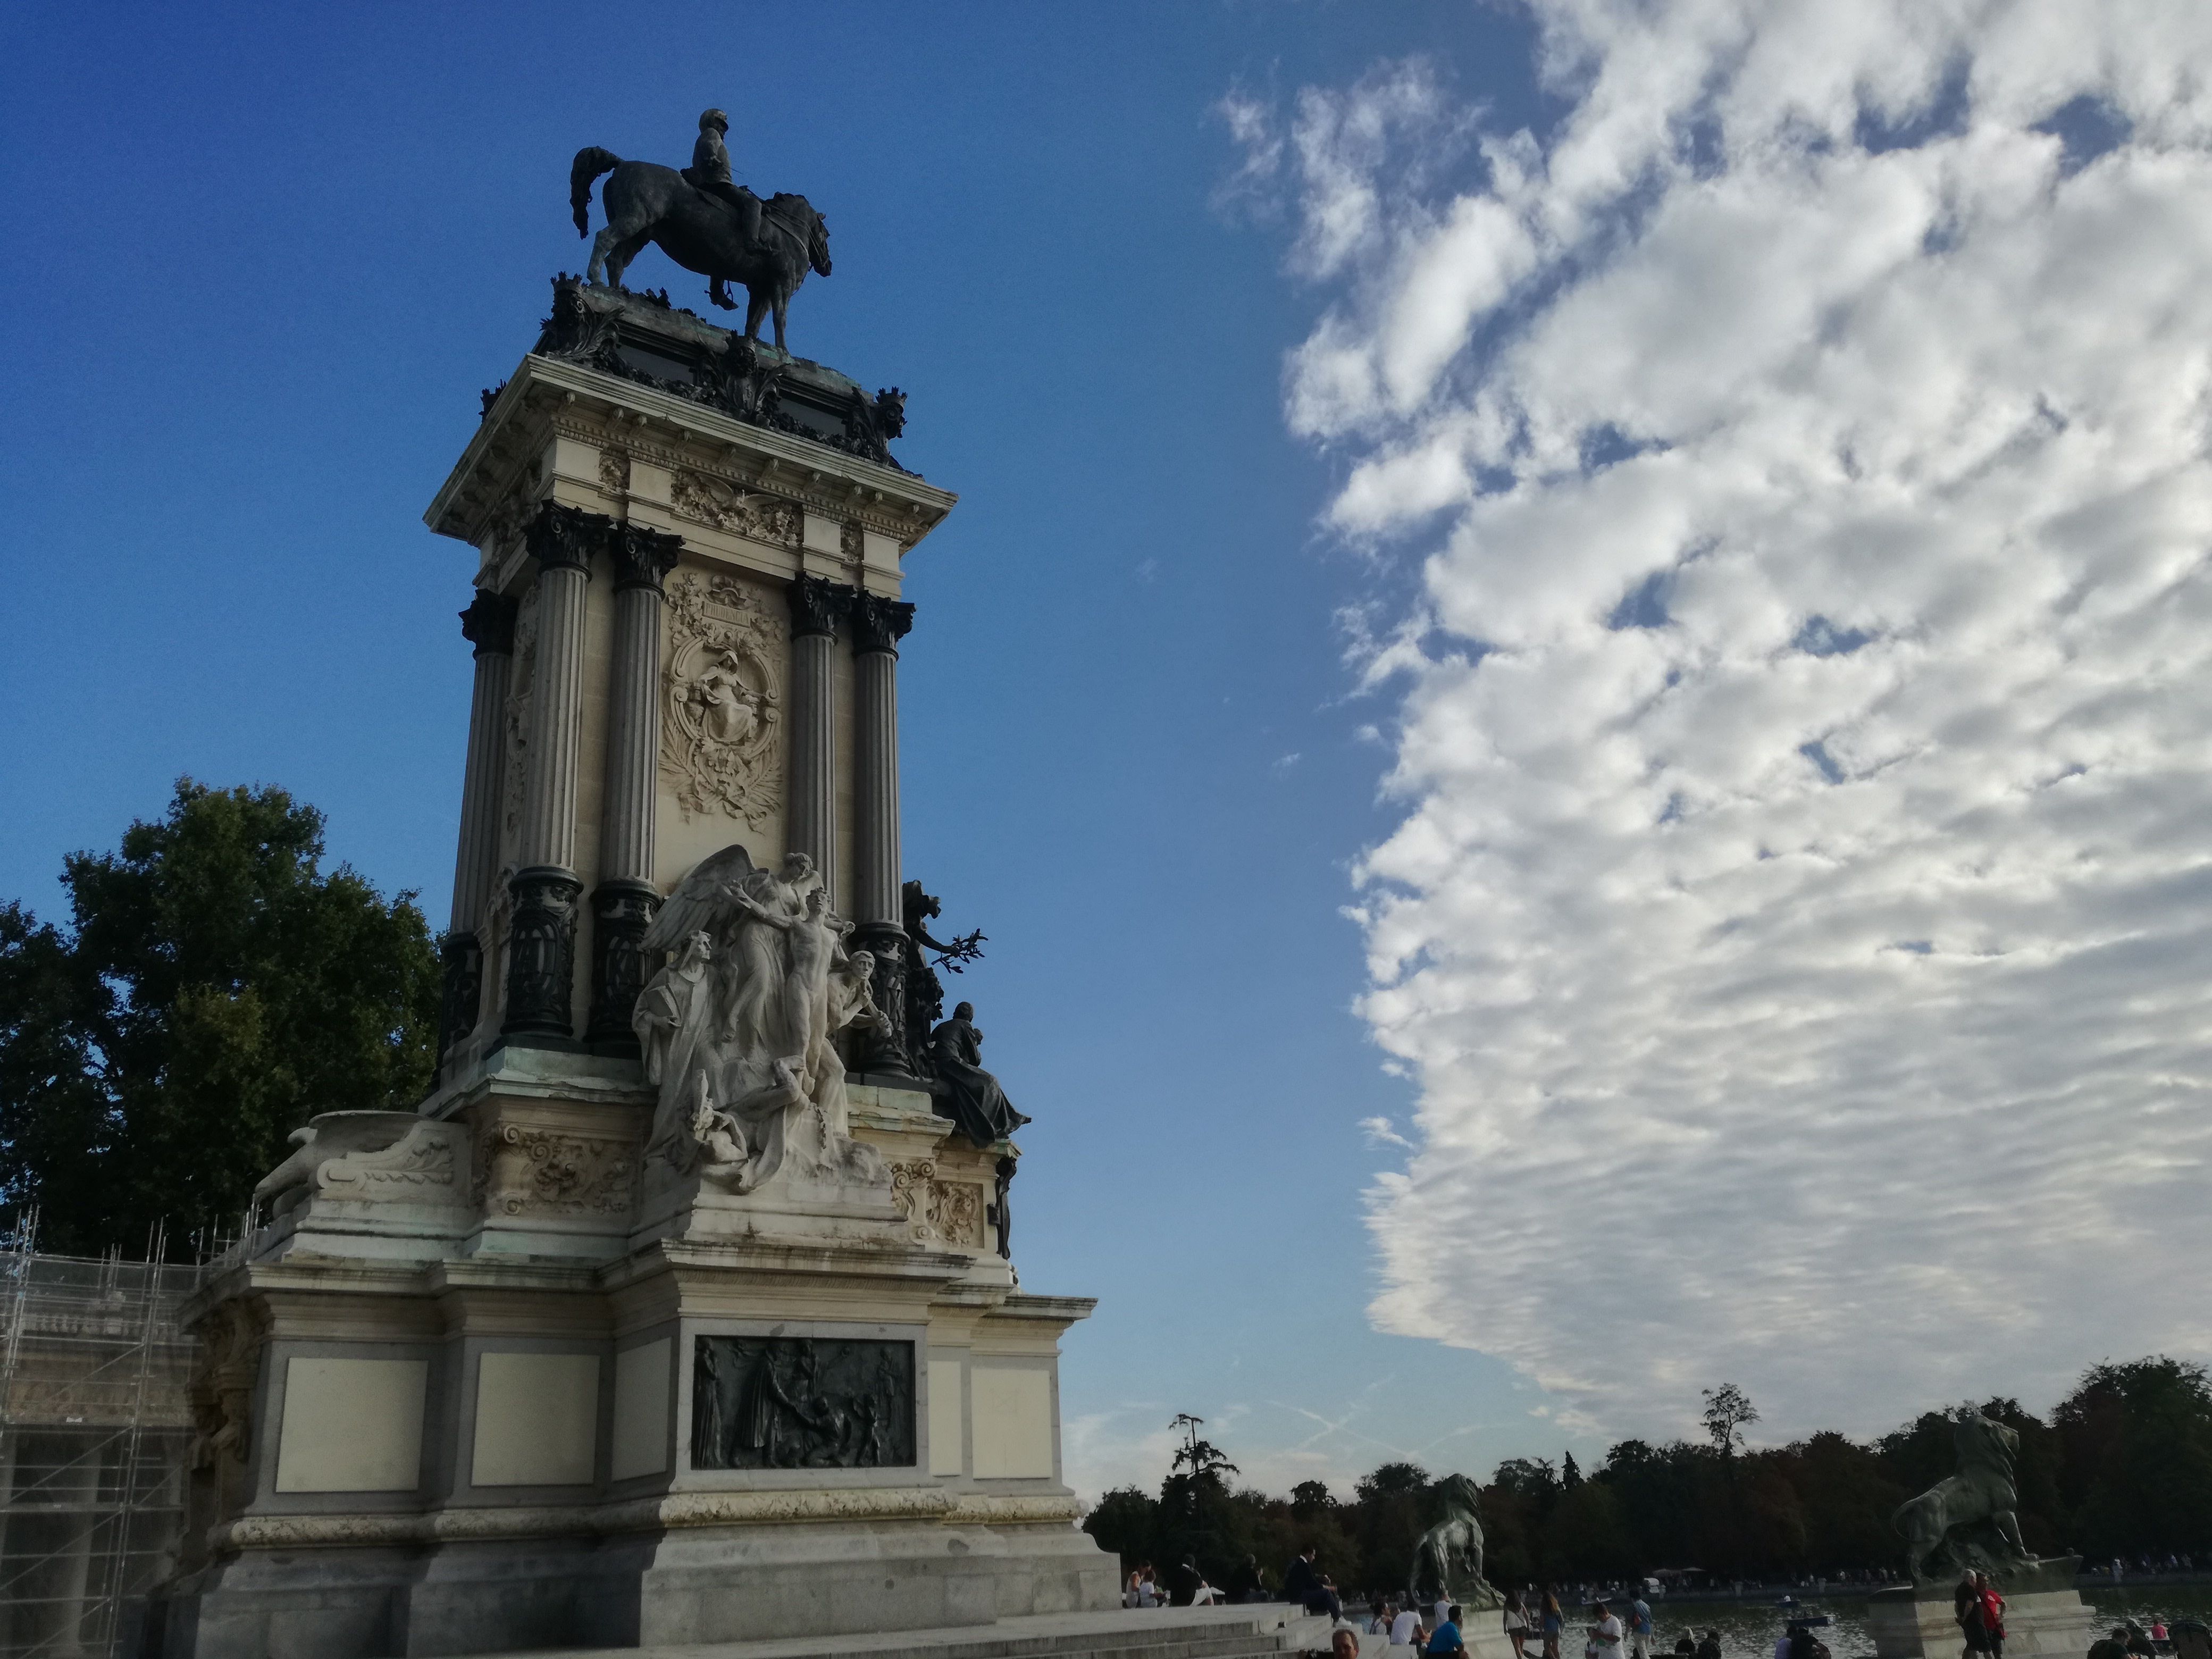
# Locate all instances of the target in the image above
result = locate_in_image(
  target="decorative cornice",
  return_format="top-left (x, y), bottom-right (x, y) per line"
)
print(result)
top-left (525, 501), bottom-right (610, 577)
top-left (788, 575), bottom-right (854, 641)
top-left (610, 522), bottom-right (683, 593)
top-left (851, 593), bottom-right (916, 657)
top-left (458, 590), bottom-right (520, 657)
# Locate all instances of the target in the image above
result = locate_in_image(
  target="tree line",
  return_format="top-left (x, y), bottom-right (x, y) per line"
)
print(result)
top-left (1085, 1360), bottom-right (2212, 1595)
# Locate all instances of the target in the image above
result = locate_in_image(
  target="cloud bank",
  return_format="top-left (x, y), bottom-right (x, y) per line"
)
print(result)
top-left (1241, 1), bottom-right (2212, 1440)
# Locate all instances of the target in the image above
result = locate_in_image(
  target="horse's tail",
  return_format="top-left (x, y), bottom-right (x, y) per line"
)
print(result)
top-left (571, 147), bottom-right (623, 237)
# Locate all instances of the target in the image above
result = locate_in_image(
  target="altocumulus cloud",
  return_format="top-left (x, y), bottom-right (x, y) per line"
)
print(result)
top-left (1236, 2), bottom-right (2212, 1439)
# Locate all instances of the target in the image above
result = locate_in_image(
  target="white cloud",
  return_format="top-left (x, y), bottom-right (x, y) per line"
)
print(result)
top-left (1362, 1115), bottom-right (1418, 1150)
top-left (1258, 1), bottom-right (2212, 1443)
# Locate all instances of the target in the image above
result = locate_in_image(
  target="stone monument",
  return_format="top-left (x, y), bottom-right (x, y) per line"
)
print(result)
top-left (1867, 1407), bottom-right (2094, 1659)
top-left (145, 141), bottom-right (1116, 1656)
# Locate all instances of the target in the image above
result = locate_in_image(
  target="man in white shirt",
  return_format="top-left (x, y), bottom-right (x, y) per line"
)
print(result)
top-left (1392, 1606), bottom-right (1422, 1648)
top-left (1589, 1603), bottom-right (1625, 1659)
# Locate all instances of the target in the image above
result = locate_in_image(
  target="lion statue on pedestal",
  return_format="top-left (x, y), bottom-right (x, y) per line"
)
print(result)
top-left (1894, 1406), bottom-right (2037, 1583)
top-left (1409, 1473), bottom-right (1504, 1612)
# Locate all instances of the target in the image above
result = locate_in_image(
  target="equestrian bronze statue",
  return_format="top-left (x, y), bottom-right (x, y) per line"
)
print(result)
top-left (568, 126), bottom-right (832, 353)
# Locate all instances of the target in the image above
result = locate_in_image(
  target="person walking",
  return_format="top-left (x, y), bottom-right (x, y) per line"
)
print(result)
top-left (1504, 1591), bottom-right (1532, 1659)
top-left (1973, 1573), bottom-right (2006, 1659)
top-left (1542, 1589), bottom-right (1566, 1659)
top-left (1629, 1596), bottom-right (1654, 1659)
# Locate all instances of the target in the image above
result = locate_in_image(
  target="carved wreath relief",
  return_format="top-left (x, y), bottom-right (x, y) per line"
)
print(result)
top-left (661, 573), bottom-right (784, 826)
top-left (691, 1336), bottom-right (916, 1470)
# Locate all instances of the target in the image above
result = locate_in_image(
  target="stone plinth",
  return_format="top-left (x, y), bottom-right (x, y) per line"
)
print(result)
top-left (1869, 1573), bottom-right (2098, 1659)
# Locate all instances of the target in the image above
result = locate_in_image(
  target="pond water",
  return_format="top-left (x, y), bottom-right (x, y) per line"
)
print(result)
top-left (1646, 1585), bottom-right (2212, 1659)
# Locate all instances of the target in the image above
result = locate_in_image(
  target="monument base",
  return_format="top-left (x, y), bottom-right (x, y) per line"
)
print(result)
top-left (142, 1060), bottom-right (1114, 1659)
top-left (1869, 1564), bottom-right (2096, 1659)
top-left (149, 1509), bottom-right (1119, 1658)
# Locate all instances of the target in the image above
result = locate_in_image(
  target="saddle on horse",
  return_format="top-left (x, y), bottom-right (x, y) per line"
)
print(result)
top-left (681, 166), bottom-right (764, 248)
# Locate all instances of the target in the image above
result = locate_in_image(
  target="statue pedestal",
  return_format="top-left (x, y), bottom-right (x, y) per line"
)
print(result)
top-left (147, 1060), bottom-right (1113, 1659)
top-left (1869, 1563), bottom-right (2096, 1659)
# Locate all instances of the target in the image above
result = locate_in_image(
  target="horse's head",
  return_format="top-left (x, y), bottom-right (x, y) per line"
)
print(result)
top-left (808, 211), bottom-right (832, 278)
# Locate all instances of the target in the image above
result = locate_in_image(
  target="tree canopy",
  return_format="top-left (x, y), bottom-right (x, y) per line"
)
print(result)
top-left (0, 780), bottom-right (440, 1253)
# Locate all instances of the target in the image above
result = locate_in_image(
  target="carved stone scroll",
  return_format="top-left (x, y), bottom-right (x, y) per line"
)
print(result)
top-left (889, 1160), bottom-right (985, 1247)
top-left (477, 1122), bottom-right (636, 1219)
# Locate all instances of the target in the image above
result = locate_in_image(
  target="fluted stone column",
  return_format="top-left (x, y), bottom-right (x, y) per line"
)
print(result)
top-left (786, 576), bottom-right (852, 908)
top-left (502, 503), bottom-right (606, 1040)
top-left (851, 592), bottom-right (916, 1075)
top-left (587, 522), bottom-right (683, 1048)
top-left (437, 589), bottom-right (520, 1073)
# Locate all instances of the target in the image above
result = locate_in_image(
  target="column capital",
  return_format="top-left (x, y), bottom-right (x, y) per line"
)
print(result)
top-left (525, 501), bottom-right (611, 576)
top-left (611, 522), bottom-right (683, 592)
top-left (458, 590), bottom-right (521, 657)
top-left (851, 592), bottom-right (915, 657)
top-left (787, 575), bottom-right (854, 641)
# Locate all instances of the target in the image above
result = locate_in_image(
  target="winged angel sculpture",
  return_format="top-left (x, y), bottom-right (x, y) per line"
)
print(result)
top-left (632, 845), bottom-right (894, 1195)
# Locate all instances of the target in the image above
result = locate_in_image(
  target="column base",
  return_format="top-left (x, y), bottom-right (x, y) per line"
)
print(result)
top-left (586, 878), bottom-right (661, 1049)
top-left (501, 866), bottom-right (583, 1040)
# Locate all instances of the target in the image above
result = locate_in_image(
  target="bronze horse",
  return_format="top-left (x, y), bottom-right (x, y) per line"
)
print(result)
top-left (569, 147), bottom-right (832, 351)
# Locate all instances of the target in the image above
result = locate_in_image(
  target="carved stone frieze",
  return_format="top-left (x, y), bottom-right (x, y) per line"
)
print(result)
top-left (660, 573), bottom-right (784, 826)
top-left (314, 1120), bottom-right (470, 1204)
top-left (477, 1121), bottom-right (636, 1219)
top-left (669, 468), bottom-right (802, 547)
top-left (840, 519), bottom-right (863, 563)
top-left (692, 1336), bottom-right (915, 1470)
top-left (888, 1159), bottom-right (985, 1248)
top-left (599, 448), bottom-right (630, 496)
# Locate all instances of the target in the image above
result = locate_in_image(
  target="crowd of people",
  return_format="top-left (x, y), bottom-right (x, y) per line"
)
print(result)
top-left (1116, 1544), bottom-right (2212, 1659)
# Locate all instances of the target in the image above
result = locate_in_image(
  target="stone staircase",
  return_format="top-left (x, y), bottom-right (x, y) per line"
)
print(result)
top-left (480, 1604), bottom-right (1337, 1659)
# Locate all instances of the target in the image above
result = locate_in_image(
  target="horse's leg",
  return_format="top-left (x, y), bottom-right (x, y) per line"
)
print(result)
top-left (606, 230), bottom-right (652, 290)
top-left (772, 289), bottom-right (789, 352)
top-left (744, 286), bottom-right (769, 342)
top-left (588, 226), bottom-right (621, 286)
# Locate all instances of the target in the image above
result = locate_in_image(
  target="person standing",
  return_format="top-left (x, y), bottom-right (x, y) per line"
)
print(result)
top-left (1589, 1602), bottom-right (1626, 1659)
top-left (1542, 1589), bottom-right (1566, 1659)
top-left (1974, 1573), bottom-right (2006, 1659)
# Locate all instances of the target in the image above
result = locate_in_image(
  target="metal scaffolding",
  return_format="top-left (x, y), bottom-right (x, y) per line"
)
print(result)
top-left (0, 1214), bottom-right (196, 1659)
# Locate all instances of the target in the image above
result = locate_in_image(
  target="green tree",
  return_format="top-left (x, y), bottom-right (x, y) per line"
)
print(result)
top-left (2055, 1358), bottom-right (2212, 1556)
top-left (0, 781), bottom-right (440, 1252)
top-left (1084, 1485), bottom-right (1161, 1574)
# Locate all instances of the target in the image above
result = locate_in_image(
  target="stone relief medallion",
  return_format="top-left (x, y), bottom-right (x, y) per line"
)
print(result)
top-left (669, 468), bottom-right (801, 547)
top-left (661, 573), bottom-right (784, 826)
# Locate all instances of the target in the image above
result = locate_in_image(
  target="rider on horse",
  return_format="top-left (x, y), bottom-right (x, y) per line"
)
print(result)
top-left (684, 109), bottom-right (763, 249)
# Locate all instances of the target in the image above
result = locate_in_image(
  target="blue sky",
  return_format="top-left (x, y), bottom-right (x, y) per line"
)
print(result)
top-left (0, 2), bottom-right (1560, 1496)
top-left (12, 1), bottom-right (2212, 1502)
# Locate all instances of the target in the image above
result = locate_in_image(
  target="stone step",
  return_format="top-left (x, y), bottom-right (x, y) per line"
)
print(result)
top-left (481, 1605), bottom-right (1335, 1659)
